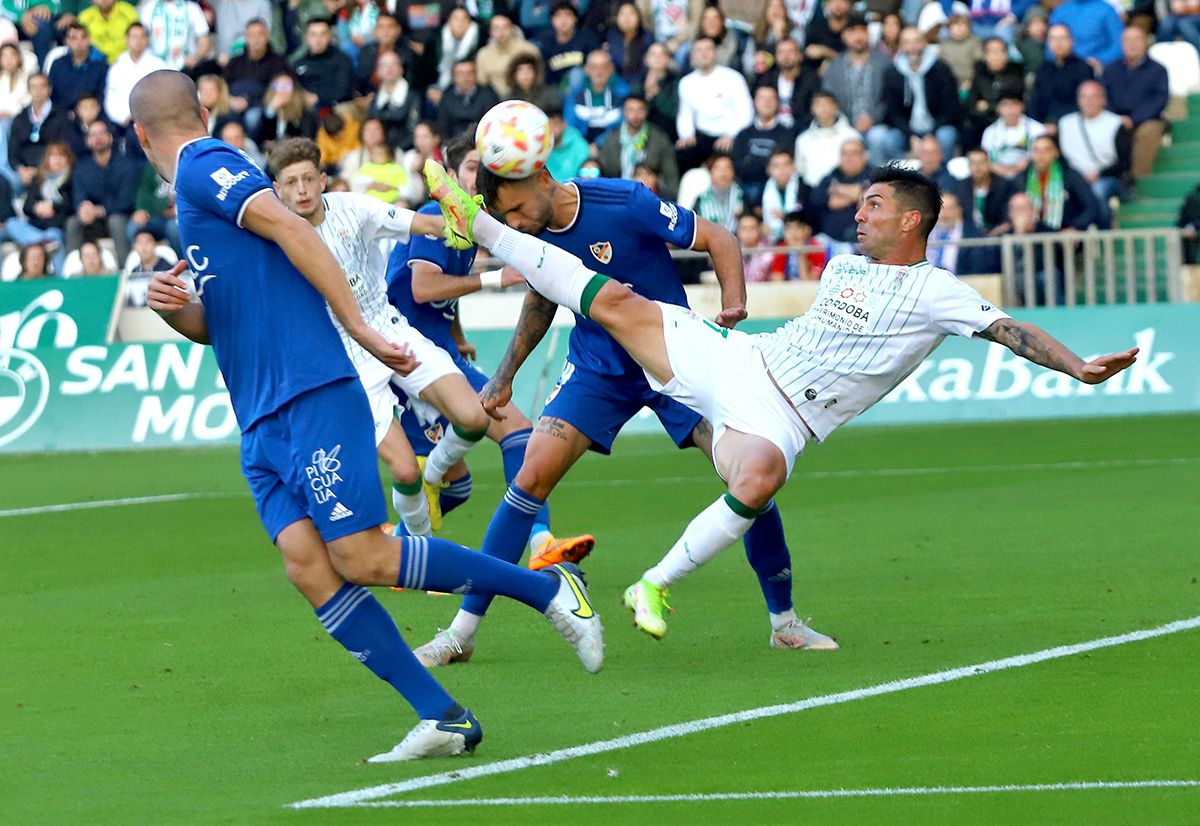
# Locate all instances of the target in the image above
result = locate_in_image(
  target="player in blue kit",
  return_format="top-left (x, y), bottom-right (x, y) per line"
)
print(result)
top-left (133, 70), bottom-right (603, 763)
top-left (411, 158), bottom-right (834, 665)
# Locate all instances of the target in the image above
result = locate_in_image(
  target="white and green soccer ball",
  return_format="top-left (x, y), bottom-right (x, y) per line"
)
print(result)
top-left (475, 100), bottom-right (553, 179)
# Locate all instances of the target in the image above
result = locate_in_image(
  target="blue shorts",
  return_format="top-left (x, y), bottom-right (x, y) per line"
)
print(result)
top-left (397, 352), bottom-right (490, 457)
top-left (241, 378), bottom-right (387, 543)
top-left (541, 361), bottom-right (703, 455)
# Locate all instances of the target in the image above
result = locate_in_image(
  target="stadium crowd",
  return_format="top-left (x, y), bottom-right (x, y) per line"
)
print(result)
top-left (0, 0), bottom-right (1185, 281)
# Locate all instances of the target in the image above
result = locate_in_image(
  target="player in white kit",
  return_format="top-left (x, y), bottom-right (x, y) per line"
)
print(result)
top-left (269, 138), bottom-right (495, 536)
top-left (425, 160), bottom-right (1141, 642)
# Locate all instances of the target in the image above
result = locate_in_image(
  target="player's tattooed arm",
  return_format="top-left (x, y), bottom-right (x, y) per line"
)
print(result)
top-left (978, 318), bottom-right (1139, 384)
top-left (479, 290), bottom-right (557, 419)
top-left (692, 217), bottom-right (747, 328)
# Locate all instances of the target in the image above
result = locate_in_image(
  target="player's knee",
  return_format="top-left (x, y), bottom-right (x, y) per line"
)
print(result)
top-left (327, 535), bottom-right (394, 585)
top-left (727, 459), bottom-right (786, 511)
top-left (513, 459), bottom-right (558, 500)
top-left (452, 404), bottom-right (491, 434)
top-left (389, 459), bottom-right (421, 487)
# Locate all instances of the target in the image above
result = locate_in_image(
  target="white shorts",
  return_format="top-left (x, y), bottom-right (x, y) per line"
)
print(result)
top-left (647, 303), bottom-right (810, 477)
top-left (377, 315), bottom-right (461, 398)
top-left (359, 363), bottom-right (400, 447)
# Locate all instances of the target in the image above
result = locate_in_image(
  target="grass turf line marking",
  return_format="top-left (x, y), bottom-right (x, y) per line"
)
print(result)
top-left (0, 492), bottom-right (243, 518)
top-left (288, 614), bottom-right (1200, 810)
top-left (353, 780), bottom-right (1200, 808)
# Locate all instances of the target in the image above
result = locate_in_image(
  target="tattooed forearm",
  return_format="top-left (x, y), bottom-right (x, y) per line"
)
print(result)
top-left (979, 318), bottom-right (1084, 379)
top-left (494, 291), bottom-right (557, 382)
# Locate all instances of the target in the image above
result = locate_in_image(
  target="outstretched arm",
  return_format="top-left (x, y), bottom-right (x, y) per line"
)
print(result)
top-left (978, 317), bottom-right (1138, 384)
top-left (692, 216), bottom-right (747, 328)
top-left (478, 289), bottom-right (558, 419)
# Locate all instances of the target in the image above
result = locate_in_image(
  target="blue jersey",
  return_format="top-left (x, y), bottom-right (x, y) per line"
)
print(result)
top-left (174, 138), bottom-right (355, 430)
top-left (386, 202), bottom-right (478, 354)
top-left (541, 178), bottom-right (694, 379)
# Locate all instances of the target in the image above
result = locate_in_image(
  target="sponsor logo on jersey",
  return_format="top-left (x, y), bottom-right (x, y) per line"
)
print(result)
top-left (211, 166), bottom-right (250, 202)
top-left (589, 241), bottom-right (613, 265)
top-left (659, 201), bottom-right (678, 231)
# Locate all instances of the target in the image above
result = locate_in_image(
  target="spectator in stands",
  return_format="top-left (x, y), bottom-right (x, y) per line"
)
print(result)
top-left (633, 161), bottom-right (660, 193)
top-left (811, 136), bottom-right (869, 246)
top-left (607, 2), bottom-right (651, 82)
top-left (105, 23), bottom-right (166, 131)
top-left (340, 0), bottom-right (380, 64)
top-left (822, 13), bottom-right (895, 164)
top-left (1159, 2), bottom-right (1200, 53)
top-left (692, 153), bottom-right (743, 232)
top-left (514, 0), bottom-right (554, 42)
top-left (316, 110), bottom-right (359, 172)
top-left (254, 74), bottom-right (317, 149)
top-left (966, 146), bottom-right (1014, 235)
top-left (208, 0), bottom-right (272, 62)
top-left (939, 8), bottom-right (982, 94)
top-left (981, 93), bottom-right (1045, 179)
top-left (0, 42), bottom-right (30, 184)
top-left (65, 93), bottom-right (107, 160)
top-left (691, 3), bottom-right (746, 71)
top-left (751, 0), bottom-right (796, 64)
top-left (760, 148), bottom-right (805, 242)
top-left (9, 73), bottom-right (69, 189)
top-left (876, 12), bottom-right (902, 57)
top-left (1102, 25), bottom-right (1168, 182)
top-left (79, 0), bottom-right (139, 64)
top-left (197, 74), bottom-right (239, 138)
top-left (140, 0), bottom-right (212, 72)
top-left (68, 119), bottom-right (139, 261)
top-left (366, 51), bottom-right (414, 150)
top-left (436, 59), bottom-right (498, 141)
top-left (348, 126), bottom-right (411, 205)
top-left (1176, 181), bottom-right (1200, 263)
top-left (292, 17), bottom-right (353, 109)
top-left (1013, 6), bottom-right (1049, 75)
top-left (883, 26), bottom-right (961, 160)
top-left (638, 0), bottom-right (703, 58)
top-left (128, 228), bottom-right (173, 273)
top-left (963, 36), bottom-right (1024, 150)
top-left (353, 13), bottom-right (408, 97)
top-left (566, 49), bottom-right (627, 146)
top-left (476, 14), bottom-right (537, 95)
top-left (675, 36), bottom-right (752, 171)
top-left (3, 1), bottom-right (56, 65)
top-left (597, 94), bottom-right (679, 199)
top-left (757, 37), bottom-right (816, 131)
top-left (507, 53), bottom-right (559, 112)
top-left (428, 6), bottom-right (480, 107)
top-left (631, 42), bottom-right (678, 141)
top-left (794, 91), bottom-right (858, 189)
top-left (1058, 80), bottom-right (1126, 229)
top-left (219, 120), bottom-right (264, 168)
top-left (804, 0), bottom-right (851, 66)
top-left (1029, 24), bottom-right (1094, 136)
top-left (1007, 191), bottom-right (1057, 304)
top-left (545, 101), bottom-right (590, 180)
top-left (17, 243), bottom-right (50, 279)
top-left (1024, 134), bottom-right (1099, 231)
top-left (48, 23), bottom-right (108, 108)
top-left (1048, 0), bottom-right (1122, 71)
top-left (915, 133), bottom-right (970, 205)
top-left (780, 210), bottom-right (824, 280)
top-left (538, 1), bottom-right (599, 92)
top-left (14, 140), bottom-right (71, 272)
top-left (341, 114), bottom-right (393, 178)
top-left (77, 240), bottom-right (107, 275)
top-left (737, 214), bottom-right (777, 282)
top-left (224, 18), bottom-right (288, 135)
top-left (398, 119), bottom-right (440, 202)
top-left (929, 191), bottom-right (998, 276)
top-left (731, 85), bottom-right (794, 207)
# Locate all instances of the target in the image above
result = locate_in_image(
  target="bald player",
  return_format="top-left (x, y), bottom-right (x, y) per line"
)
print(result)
top-left (135, 70), bottom-right (604, 762)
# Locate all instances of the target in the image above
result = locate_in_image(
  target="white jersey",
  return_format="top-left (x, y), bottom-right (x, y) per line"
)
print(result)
top-left (755, 254), bottom-right (1009, 441)
top-left (141, 0), bottom-right (210, 70)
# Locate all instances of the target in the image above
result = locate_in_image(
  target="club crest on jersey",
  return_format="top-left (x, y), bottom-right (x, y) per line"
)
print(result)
top-left (589, 241), bottom-right (613, 265)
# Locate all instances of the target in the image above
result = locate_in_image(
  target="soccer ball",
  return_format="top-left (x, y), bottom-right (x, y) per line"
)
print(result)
top-left (475, 100), bottom-right (553, 179)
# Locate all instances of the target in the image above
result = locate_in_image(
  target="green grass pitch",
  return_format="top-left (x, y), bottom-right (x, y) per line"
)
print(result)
top-left (2, 414), bottom-right (1198, 824)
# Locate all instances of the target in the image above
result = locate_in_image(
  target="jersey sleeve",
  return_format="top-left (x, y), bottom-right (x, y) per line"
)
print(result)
top-left (353, 195), bottom-right (416, 241)
top-left (175, 142), bottom-right (272, 228)
top-left (927, 270), bottom-right (1011, 338)
top-left (626, 182), bottom-right (698, 250)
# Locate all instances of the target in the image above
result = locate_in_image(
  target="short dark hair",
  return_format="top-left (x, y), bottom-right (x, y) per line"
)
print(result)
top-left (623, 93), bottom-right (647, 106)
top-left (66, 22), bottom-right (88, 38)
top-left (769, 148), bottom-right (794, 162)
top-left (550, 1), bottom-right (579, 17)
top-left (443, 133), bottom-right (476, 173)
top-left (268, 137), bottom-right (322, 178)
top-left (126, 21), bottom-right (146, 35)
top-left (477, 164), bottom-right (507, 207)
top-left (998, 91), bottom-right (1024, 105)
top-left (306, 16), bottom-right (333, 29)
top-left (542, 101), bottom-right (564, 119)
top-left (868, 164), bottom-right (943, 240)
top-left (845, 12), bottom-right (868, 29)
top-left (783, 211), bottom-right (810, 228)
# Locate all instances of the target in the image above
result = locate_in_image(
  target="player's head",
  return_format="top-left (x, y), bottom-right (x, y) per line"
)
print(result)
top-left (477, 163), bottom-right (557, 235)
top-left (131, 70), bottom-right (207, 178)
top-left (855, 164), bottom-right (942, 260)
top-left (443, 133), bottom-right (481, 197)
top-left (269, 137), bottom-right (326, 220)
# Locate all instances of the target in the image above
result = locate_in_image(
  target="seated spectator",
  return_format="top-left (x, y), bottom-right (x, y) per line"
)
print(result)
top-left (675, 37), bottom-right (753, 171)
top-left (965, 146), bottom-right (1015, 235)
top-left (690, 4), bottom-right (747, 72)
top-left (876, 12), bottom-right (902, 58)
top-left (637, 0), bottom-right (703, 57)
top-left (981, 94), bottom-right (1045, 179)
top-left (349, 130), bottom-right (411, 205)
top-left (79, 0), bottom-right (139, 65)
top-left (545, 102), bottom-right (590, 180)
top-left (399, 120), bottom-right (442, 202)
top-left (1058, 80), bottom-right (1126, 229)
top-left (366, 51), bottom-right (415, 150)
top-left (255, 74), bottom-right (318, 150)
top-left (633, 161), bottom-right (661, 193)
top-left (1048, 0), bottom-right (1122, 72)
top-left (0, 43), bottom-right (30, 185)
top-left (804, 0), bottom-right (851, 67)
top-left (794, 92), bottom-right (859, 188)
top-left (437, 59), bottom-right (498, 142)
top-left (597, 95), bottom-right (679, 199)
top-left (929, 191), bottom-right (999, 275)
top-left (737, 214), bottom-right (777, 282)
top-left (197, 75), bottom-right (240, 137)
top-left (1013, 7), bottom-right (1049, 75)
top-left (140, 0), bottom-right (212, 72)
top-left (340, 0), bottom-right (380, 64)
top-left (757, 37), bottom-right (817, 131)
top-left (1177, 180), bottom-right (1200, 263)
top-left (4, 5), bottom-right (55, 66)
top-left (219, 120), bottom-right (265, 168)
top-left (811, 137), bottom-right (869, 245)
top-left (65, 94), bottom-right (109, 161)
top-left (9, 74), bottom-right (69, 189)
top-left (607, 2), bottom-right (652, 82)
top-left (1159, 1), bottom-right (1200, 53)
top-left (292, 17), bottom-right (353, 109)
top-left (104, 23), bottom-right (167, 131)
top-left (48, 23), bottom-right (108, 109)
top-left (127, 228), bottom-right (174, 273)
top-left (779, 210), bottom-right (824, 280)
top-left (342, 116), bottom-right (397, 178)
top-left (354, 13), bottom-right (411, 98)
top-left (68, 119), bottom-right (140, 261)
top-left (883, 26), bottom-right (962, 160)
top-left (16, 141), bottom-right (73, 273)
top-left (1102, 26), bottom-right (1168, 182)
top-left (630, 42), bottom-right (678, 141)
top-left (224, 17), bottom-right (290, 135)
top-left (428, 7), bottom-right (480, 108)
top-left (538, 1), bottom-right (600, 92)
top-left (209, 0), bottom-right (273, 62)
top-left (316, 109), bottom-right (360, 172)
top-left (1029, 25), bottom-right (1094, 136)
top-left (939, 18), bottom-right (980, 97)
top-left (77, 240), bottom-right (109, 275)
top-left (963, 37), bottom-right (1024, 149)
top-left (822, 14), bottom-right (895, 164)
top-left (508, 53), bottom-right (560, 113)
top-left (1007, 190), bottom-right (1059, 304)
top-left (567, 50), bottom-right (628, 146)
top-left (693, 153), bottom-right (743, 232)
top-left (18, 243), bottom-right (50, 279)
top-left (731, 86), bottom-right (794, 208)
top-left (750, 0), bottom-right (797, 68)
top-left (476, 14), bottom-right (538, 95)
top-left (760, 148), bottom-right (806, 242)
top-left (965, 0), bottom-right (1017, 42)
top-left (915, 134), bottom-right (970, 204)
top-left (1024, 134), bottom-right (1099, 231)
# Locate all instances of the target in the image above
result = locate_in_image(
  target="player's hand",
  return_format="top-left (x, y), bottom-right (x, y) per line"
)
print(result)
top-left (715, 306), bottom-right (747, 329)
top-left (146, 262), bottom-right (192, 313)
top-left (362, 329), bottom-right (422, 375)
top-left (479, 376), bottom-right (512, 421)
top-left (456, 339), bottom-right (477, 361)
top-left (500, 265), bottom-right (525, 288)
top-left (1077, 347), bottom-right (1139, 384)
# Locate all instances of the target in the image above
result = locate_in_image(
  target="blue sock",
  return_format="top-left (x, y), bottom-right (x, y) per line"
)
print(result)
top-left (459, 485), bottom-right (545, 618)
top-left (398, 532), bottom-right (556, 612)
top-left (315, 582), bottom-right (455, 719)
top-left (440, 472), bottom-right (472, 515)
top-left (500, 429), bottom-right (551, 530)
top-left (743, 501), bottom-right (794, 614)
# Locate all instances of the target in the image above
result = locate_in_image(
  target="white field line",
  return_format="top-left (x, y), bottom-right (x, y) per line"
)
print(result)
top-left (0, 492), bottom-right (244, 518)
top-left (354, 780), bottom-right (1200, 808)
top-left (288, 615), bottom-right (1200, 810)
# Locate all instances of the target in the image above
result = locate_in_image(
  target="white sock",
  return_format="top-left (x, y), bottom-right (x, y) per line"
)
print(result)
top-left (529, 529), bottom-right (553, 551)
top-left (644, 495), bottom-right (755, 588)
top-left (475, 212), bottom-right (600, 315)
top-left (392, 486), bottom-right (431, 537)
top-left (770, 609), bottom-right (798, 631)
top-left (424, 425), bottom-right (485, 485)
top-left (449, 609), bottom-right (481, 640)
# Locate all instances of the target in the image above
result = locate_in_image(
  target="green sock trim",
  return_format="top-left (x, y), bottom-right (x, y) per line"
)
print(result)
top-left (452, 424), bottom-right (489, 442)
top-left (579, 273), bottom-right (612, 318)
top-left (723, 492), bottom-right (761, 520)
top-left (393, 480), bottom-right (423, 496)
